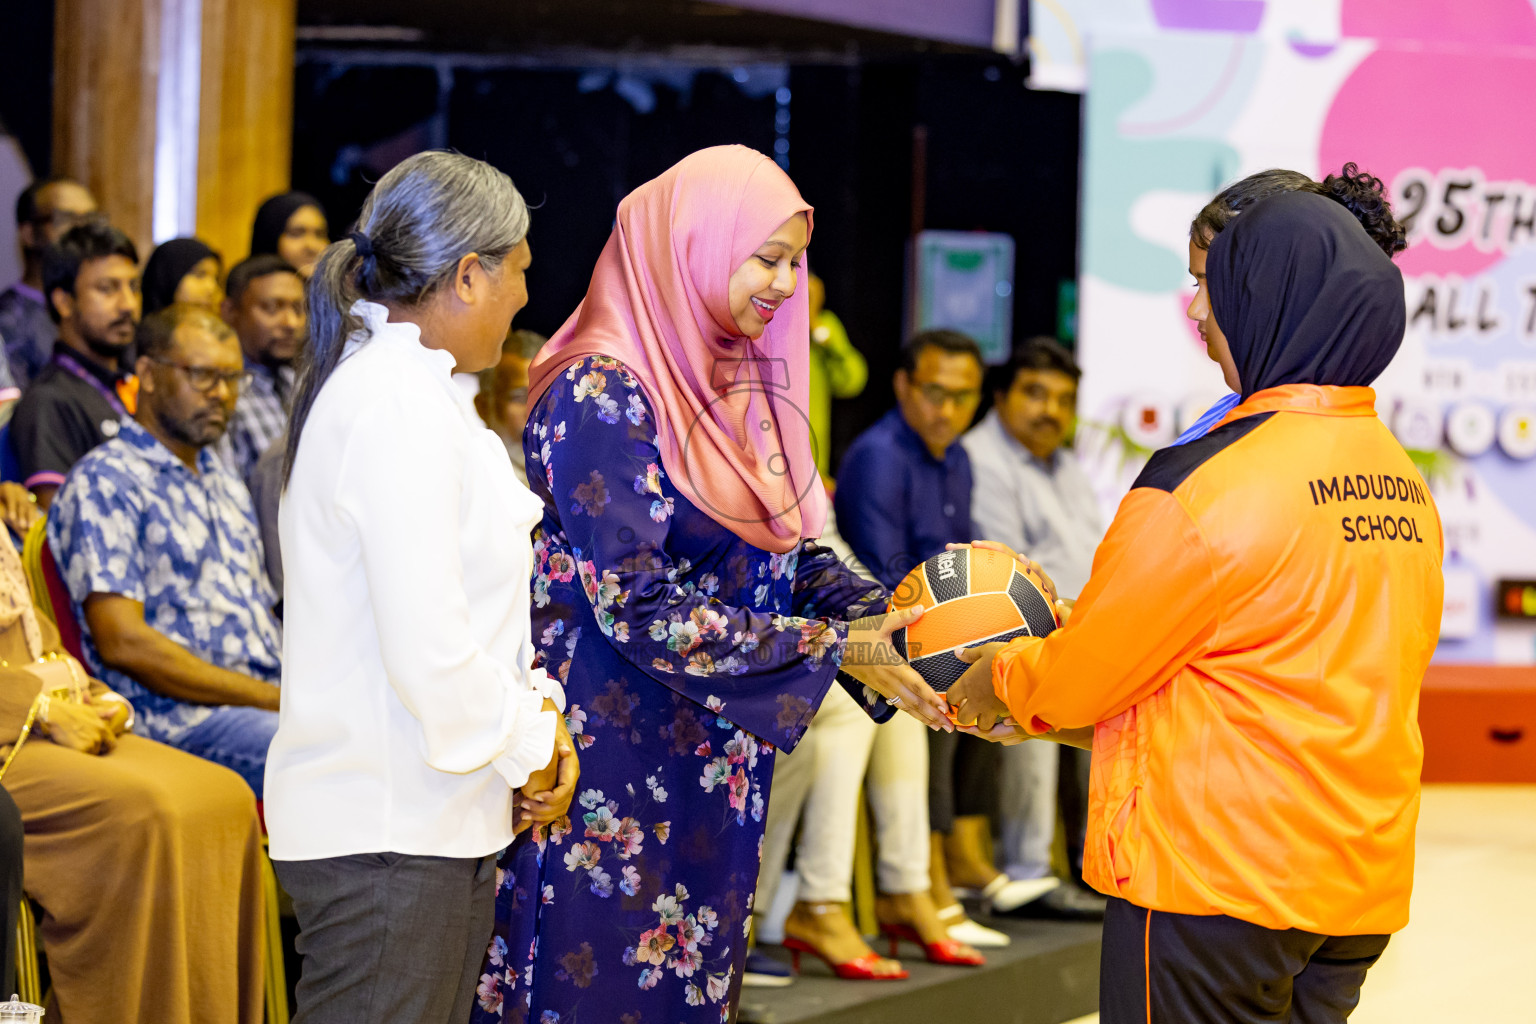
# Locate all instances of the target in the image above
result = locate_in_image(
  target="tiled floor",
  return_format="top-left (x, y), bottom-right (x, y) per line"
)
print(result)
top-left (1061, 784), bottom-right (1536, 1024)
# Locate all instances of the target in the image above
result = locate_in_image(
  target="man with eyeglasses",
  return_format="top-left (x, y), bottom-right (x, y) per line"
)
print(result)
top-left (837, 329), bottom-right (984, 585)
top-left (11, 221), bottom-right (140, 509)
top-left (48, 304), bottom-right (282, 797)
top-left (0, 177), bottom-right (100, 388)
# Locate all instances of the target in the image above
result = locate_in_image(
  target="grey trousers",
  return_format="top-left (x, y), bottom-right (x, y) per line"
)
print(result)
top-left (275, 852), bottom-right (497, 1024)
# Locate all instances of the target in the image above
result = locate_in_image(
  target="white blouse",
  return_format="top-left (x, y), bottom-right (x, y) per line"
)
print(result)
top-left (265, 300), bottom-right (562, 861)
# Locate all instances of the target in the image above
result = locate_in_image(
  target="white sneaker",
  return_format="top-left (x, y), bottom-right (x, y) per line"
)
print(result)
top-left (948, 874), bottom-right (1008, 902)
top-left (946, 916), bottom-right (1012, 948)
top-left (990, 876), bottom-right (1061, 913)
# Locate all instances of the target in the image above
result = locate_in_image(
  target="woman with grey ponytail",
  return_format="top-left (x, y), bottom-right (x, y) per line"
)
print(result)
top-left (264, 152), bottom-right (579, 1024)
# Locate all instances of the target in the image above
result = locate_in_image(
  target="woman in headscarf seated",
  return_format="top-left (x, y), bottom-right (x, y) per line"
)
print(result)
top-left (249, 191), bottom-right (329, 280)
top-left (141, 237), bottom-right (224, 317)
top-left (0, 533), bottom-right (266, 1024)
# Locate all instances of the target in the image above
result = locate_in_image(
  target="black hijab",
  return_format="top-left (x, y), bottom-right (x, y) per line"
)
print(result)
top-left (249, 191), bottom-right (326, 256)
top-left (1207, 190), bottom-right (1405, 399)
top-left (141, 237), bottom-right (219, 315)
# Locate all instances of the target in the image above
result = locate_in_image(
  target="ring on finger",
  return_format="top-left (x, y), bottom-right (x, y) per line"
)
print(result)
top-left (885, 694), bottom-right (902, 707)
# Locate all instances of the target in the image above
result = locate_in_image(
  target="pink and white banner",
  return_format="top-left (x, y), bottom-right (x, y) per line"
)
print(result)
top-left (1075, 1), bottom-right (1536, 664)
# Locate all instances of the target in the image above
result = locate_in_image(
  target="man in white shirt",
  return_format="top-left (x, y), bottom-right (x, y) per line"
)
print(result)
top-left (962, 337), bottom-right (1106, 918)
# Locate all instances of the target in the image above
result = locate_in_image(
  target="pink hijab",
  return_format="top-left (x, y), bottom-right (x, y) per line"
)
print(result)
top-left (528, 146), bottom-right (827, 553)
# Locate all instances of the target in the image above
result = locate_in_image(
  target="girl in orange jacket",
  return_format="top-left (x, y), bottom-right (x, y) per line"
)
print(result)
top-left (949, 189), bottom-right (1443, 1024)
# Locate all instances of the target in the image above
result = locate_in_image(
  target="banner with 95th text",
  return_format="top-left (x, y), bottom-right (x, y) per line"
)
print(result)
top-left (1076, 4), bottom-right (1536, 665)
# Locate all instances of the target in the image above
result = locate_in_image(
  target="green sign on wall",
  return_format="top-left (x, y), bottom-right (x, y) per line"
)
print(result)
top-left (909, 230), bottom-right (1015, 364)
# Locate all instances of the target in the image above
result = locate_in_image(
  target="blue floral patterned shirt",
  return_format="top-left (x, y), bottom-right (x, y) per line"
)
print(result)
top-left (48, 417), bottom-right (282, 741)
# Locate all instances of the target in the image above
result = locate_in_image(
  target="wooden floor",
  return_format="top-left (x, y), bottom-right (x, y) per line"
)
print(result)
top-left (1065, 784), bottom-right (1536, 1024)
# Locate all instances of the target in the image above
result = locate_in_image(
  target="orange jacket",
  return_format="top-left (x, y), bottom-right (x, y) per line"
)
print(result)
top-left (992, 384), bottom-right (1443, 934)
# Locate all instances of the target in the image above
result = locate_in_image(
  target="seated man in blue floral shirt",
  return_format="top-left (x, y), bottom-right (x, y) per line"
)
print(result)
top-left (49, 303), bottom-right (282, 797)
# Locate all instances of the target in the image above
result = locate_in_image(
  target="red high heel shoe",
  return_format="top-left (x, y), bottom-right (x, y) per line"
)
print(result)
top-left (879, 923), bottom-right (986, 966)
top-left (781, 936), bottom-right (910, 980)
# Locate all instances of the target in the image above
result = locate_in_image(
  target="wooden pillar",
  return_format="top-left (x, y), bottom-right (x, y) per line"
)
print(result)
top-left (52, 0), bottom-right (160, 257)
top-left (196, 0), bottom-right (297, 266)
top-left (52, 0), bottom-right (295, 265)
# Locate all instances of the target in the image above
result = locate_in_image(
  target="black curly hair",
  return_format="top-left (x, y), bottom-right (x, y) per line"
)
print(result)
top-left (1190, 163), bottom-right (1408, 258)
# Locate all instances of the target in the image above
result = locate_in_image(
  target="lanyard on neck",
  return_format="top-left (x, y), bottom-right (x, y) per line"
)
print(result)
top-left (52, 350), bottom-right (133, 416)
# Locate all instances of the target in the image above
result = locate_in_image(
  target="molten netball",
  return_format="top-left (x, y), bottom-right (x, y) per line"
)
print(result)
top-left (888, 547), bottom-right (1059, 693)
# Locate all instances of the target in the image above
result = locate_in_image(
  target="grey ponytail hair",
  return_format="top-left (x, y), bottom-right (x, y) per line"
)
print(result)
top-left (283, 151), bottom-right (530, 483)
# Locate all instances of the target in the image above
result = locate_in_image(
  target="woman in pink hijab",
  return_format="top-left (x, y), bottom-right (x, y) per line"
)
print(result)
top-left (469, 147), bottom-right (949, 1023)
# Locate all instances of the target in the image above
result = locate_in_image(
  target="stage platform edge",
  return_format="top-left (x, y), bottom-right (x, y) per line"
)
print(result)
top-left (1421, 664), bottom-right (1536, 783)
top-left (738, 917), bottom-right (1100, 1024)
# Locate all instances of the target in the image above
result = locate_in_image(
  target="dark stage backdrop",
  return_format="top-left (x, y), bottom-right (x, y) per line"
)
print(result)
top-left (291, 51), bottom-right (1080, 474)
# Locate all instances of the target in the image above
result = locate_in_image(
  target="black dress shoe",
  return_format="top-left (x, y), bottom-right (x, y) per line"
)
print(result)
top-left (996, 883), bottom-right (1106, 921)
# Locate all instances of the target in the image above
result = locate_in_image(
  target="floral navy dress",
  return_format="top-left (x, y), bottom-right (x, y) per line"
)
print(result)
top-left (470, 356), bottom-right (891, 1024)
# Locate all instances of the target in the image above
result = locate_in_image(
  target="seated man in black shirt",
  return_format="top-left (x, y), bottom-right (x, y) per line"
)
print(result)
top-left (11, 222), bottom-right (141, 509)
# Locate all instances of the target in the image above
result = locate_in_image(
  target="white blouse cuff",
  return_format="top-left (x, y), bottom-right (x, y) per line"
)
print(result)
top-left (492, 688), bottom-right (558, 790)
top-left (527, 665), bottom-right (566, 713)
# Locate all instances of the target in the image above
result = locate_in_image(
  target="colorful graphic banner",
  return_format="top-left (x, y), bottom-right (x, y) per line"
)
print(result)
top-left (1077, 1), bottom-right (1536, 664)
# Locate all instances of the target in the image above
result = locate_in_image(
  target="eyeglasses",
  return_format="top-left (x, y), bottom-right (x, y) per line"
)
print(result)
top-left (148, 357), bottom-right (253, 395)
top-left (914, 382), bottom-right (981, 408)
